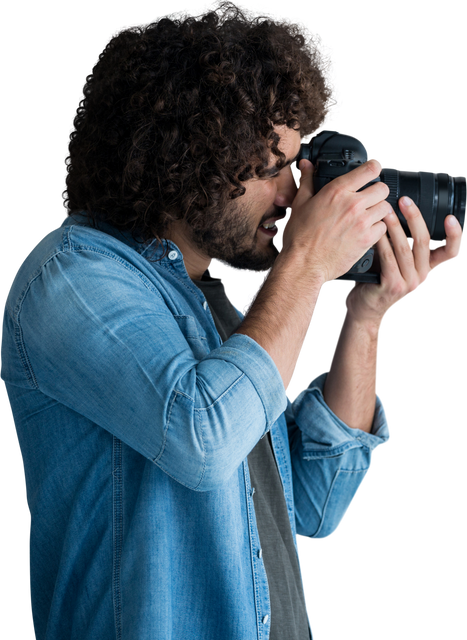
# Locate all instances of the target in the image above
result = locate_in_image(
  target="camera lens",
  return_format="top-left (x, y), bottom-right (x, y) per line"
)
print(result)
top-left (303, 130), bottom-right (466, 282)
top-left (380, 169), bottom-right (466, 240)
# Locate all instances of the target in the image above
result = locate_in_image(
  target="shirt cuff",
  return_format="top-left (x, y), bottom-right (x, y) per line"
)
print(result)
top-left (292, 372), bottom-right (389, 458)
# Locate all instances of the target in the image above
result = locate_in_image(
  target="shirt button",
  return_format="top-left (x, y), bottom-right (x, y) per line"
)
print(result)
top-left (203, 301), bottom-right (208, 310)
top-left (258, 549), bottom-right (263, 559)
top-left (168, 250), bottom-right (178, 260)
top-left (262, 615), bottom-right (269, 625)
top-left (250, 487), bottom-right (255, 496)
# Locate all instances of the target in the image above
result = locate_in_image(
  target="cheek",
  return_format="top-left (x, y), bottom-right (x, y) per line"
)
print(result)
top-left (241, 179), bottom-right (277, 214)
top-left (254, 181), bottom-right (277, 208)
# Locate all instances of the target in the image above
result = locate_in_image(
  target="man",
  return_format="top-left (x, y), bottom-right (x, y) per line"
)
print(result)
top-left (1, 4), bottom-right (461, 640)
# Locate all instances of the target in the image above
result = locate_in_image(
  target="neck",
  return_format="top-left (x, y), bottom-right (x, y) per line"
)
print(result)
top-left (165, 223), bottom-right (211, 280)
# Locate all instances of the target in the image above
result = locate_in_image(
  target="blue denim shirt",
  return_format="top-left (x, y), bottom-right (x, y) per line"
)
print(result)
top-left (1, 216), bottom-right (389, 640)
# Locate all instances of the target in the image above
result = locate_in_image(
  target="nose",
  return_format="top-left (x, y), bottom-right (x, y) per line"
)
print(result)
top-left (274, 166), bottom-right (297, 208)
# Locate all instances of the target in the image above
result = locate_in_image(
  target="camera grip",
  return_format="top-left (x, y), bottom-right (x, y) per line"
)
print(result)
top-left (336, 248), bottom-right (380, 284)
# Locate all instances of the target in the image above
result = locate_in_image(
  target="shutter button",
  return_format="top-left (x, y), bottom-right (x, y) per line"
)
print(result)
top-left (168, 250), bottom-right (178, 260)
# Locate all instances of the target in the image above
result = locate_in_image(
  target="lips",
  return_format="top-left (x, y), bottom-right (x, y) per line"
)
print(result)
top-left (259, 216), bottom-right (287, 231)
top-left (259, 225), bottom-right (277, 237)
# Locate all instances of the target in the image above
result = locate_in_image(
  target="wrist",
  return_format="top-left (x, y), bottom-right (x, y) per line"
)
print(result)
top-left (275, 247), bottom-right (327, 290)
top-left (345, 283), bottom-right (389, 336)
top-left (344, 307), bottom-right (382, 340)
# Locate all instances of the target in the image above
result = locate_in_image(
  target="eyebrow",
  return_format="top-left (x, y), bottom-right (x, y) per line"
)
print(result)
top-left (261, 150), bottom-right (301, 176)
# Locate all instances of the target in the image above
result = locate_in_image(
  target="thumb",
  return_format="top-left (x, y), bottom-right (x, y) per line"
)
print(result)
top-left (294, 159), bottom-right (315, 206)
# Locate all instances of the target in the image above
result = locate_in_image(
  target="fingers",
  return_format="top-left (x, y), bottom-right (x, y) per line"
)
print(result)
top-left (430, 214), bottom-right (463, 269)
top-left (298, 158), bottom-right (314, 178)
top-left (382, 197), bottom-right (433, 288)
top-left (335, 158), bottom-right (383, 193)
top-left (381, 197), bottom-right (463, 289)
top-left (294, 159), bottom-right (315, 206)
top-left (295, 158), bottom-right (386, 207)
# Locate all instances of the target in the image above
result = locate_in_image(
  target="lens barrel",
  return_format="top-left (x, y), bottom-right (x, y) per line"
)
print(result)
top-left (301, 130), bottom-right (466, 282)
top-left (380, 165), bottom-right (467, 244)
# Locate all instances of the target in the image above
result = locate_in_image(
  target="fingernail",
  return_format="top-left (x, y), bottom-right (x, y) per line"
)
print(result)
top-left (401, 196), bottom-right (412, 207)
top-left (447, 215), bottom-right (459, 227)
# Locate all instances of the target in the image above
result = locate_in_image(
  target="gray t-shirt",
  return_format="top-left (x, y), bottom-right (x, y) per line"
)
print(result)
top-left (194, 273), bottom-right (310, 640)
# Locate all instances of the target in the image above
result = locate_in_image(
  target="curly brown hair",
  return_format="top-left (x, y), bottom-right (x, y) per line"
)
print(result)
top-left (64, 2), bottom-right (331, 242)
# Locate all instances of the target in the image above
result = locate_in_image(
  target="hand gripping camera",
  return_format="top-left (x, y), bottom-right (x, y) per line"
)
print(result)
top-left (296, 131), bottom-right (466, 283)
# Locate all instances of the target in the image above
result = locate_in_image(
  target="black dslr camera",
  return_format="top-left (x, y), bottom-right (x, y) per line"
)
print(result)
top-left (297, 131), bottom-right (466, 283)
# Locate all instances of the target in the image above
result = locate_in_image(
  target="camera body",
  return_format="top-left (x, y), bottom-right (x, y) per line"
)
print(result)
top-left (297, 131), bottom-right (466, 283)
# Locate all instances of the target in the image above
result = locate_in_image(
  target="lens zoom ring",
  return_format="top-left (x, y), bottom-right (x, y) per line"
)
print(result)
top-left (381, 169), bottom-right (399, 203)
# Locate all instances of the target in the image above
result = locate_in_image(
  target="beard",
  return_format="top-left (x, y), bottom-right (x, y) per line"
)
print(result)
top-left (219, 242), bottom-right (278, 271)
top-left (187, 200), bottom-right (285, 272)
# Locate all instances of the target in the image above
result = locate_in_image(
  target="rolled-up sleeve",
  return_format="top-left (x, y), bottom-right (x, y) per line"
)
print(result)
top-left (287, 373), bottom-right (389, 538)
top-left (15, 246), bottom-right (287, 492)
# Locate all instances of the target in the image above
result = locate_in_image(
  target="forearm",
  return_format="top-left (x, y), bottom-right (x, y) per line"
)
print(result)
top-left (323, 312), bottom-right (382, 432)
top-left (235, 251), bottom-right (325, 389)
